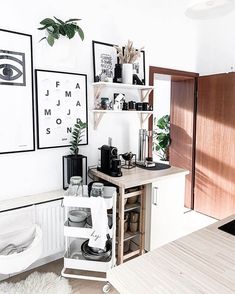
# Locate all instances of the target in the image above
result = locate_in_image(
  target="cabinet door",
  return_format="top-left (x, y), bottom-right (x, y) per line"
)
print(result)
top-left (170, 78), bottom-right (196, 209)
top-left (195, 73), bottom-right (235, 219)
top-left (145, 176), bottom-right (185, 251)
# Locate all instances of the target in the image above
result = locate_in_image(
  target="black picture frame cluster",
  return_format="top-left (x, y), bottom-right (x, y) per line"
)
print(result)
top-left (92, 40), bottom-right (146, 85)
top-left (0, 28), bottom-right (88, 154)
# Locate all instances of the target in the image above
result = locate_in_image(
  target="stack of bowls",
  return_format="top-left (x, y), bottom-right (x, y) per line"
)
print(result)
top-left (81, 239), bottom-right (112, 261)
top-left (68, 210), bottom-right (87, 227)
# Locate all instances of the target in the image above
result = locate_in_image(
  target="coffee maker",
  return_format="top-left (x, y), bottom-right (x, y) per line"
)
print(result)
top-left (97, 138), bottom-right (122, 177)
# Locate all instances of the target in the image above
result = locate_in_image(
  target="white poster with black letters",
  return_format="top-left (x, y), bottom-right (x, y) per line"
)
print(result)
top-left (35, 70), bottom-right (88, 149)
top-left (0, 29), bottom-right (35, 154)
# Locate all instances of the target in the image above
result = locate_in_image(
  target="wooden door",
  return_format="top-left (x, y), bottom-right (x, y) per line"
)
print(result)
top-left (170, 78), bottom-right (196, 208)
top-left (194, 73), bottom-right (235, 219)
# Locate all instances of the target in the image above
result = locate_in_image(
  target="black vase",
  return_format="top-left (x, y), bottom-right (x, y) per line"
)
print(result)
top-left (113, 64), bottom-right (122, 83)
top-left (62, 154), bottom-right (87, 189)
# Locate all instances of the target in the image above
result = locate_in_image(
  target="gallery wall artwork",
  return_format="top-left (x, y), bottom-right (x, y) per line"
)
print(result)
top-left (35, 69), bottom-right (88, 149)
top-left (133, 50), bottom-right (146, 85)
top-left (0, 29), bottom-right (35, 154)
top-left (92, 41), bottom-right (118, 82)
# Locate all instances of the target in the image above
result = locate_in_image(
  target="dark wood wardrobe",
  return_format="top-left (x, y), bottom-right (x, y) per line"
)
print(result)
top-left (149, 67), bottom-right (235, 220)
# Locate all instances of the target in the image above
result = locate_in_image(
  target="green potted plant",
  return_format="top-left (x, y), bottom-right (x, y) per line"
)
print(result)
top-left (38, 17), bottom-right (84, 47)
top-left (63, 119), bottom-right (87, 189)
top-left (153, 114), bottom-right (171, 161)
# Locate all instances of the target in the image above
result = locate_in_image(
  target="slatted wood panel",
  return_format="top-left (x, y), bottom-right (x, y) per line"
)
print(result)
top-left (194, 73), bottom-right (235, 219)
top-left (170, 78), bottom-right (196, 208)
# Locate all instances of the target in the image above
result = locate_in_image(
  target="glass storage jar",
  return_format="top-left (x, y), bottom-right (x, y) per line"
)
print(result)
top-left (66, 176), bottom-right (83, 197)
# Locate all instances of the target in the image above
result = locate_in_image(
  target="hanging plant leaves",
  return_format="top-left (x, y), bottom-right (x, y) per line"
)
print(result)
top-left (76, 26), bottom-right (84, 41)
top-left (38, 16), bottom-right (84, 46)
top-left (47, 34), bottom-right (55, 46)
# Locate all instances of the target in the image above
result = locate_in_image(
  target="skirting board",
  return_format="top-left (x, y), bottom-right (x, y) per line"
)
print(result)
top-left (0, 251), bottom-right (64, 282)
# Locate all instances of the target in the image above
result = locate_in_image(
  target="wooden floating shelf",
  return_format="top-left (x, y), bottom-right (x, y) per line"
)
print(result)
top-left (92, 82), bottom-right (154, 91)
top-left (92, 110), bottom-right (153, 114)
top-left (92, 109), bottom-right (153, 129)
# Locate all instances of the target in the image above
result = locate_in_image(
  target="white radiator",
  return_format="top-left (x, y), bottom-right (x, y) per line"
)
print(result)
top-left (35, 200), bottom-right (64, 258)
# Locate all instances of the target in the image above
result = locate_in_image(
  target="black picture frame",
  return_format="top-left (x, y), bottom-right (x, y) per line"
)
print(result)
top-left (0, 28), bottom-right (35, 155)
top-left (92, 40), bottom-right (118, 82)
top-left (35, 69), bottom-right (88, 149)
top-left (134, 50), bottom-right (146, 85)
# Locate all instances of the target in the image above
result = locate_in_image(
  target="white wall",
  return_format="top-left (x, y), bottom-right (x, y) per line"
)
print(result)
top-left (196, 9), bottom-right (235, 75)
top-left (0, 0), bottom-right (197, 200)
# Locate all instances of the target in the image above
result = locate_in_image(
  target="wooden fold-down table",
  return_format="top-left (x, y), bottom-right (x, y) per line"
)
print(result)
top-left (107, 214), bottom-right (235, 294)
top-left (90, 166), bottom-right (188, 264)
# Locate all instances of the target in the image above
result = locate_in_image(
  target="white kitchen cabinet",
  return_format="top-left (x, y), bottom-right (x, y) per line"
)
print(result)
top-left (145, 174), bottom-right (186, 251)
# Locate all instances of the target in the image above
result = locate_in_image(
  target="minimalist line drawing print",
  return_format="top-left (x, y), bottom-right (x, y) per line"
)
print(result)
top-left (0, 49), bottom-right (26, 86)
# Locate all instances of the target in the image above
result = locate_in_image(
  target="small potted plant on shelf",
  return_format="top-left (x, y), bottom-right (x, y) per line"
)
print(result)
top-left (153, 115), bottom-right (171, 162)
top-left (38, 16), bottom-right (84, 47)
top-left (63, 119), bottom-right (87, 189)
top-left (114, 40), bottom-right (144, 85)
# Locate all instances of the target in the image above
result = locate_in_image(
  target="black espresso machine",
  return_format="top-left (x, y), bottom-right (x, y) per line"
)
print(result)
top-left (97, 139), bottom-right (122, 177)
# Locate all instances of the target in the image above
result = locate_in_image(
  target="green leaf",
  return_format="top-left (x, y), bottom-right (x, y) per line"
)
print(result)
top-left (47, 34), bottom-right (55, 46)
top-left (65, 18), bottom-right (81, 23)
top-left (39, 37), bottom-right (46, 42)
top-left (38, 25), bottom-right (50, 30)
top-left (76, 26), bottom-right (84, 40)
top-left (54, 16), bottom-right (65, 25)
top-left (40, 18), bottom-right (56, 26)
top-left (64, 24), bottom-right (75, 39)
top-left (59, 26), bottom-right (66, 36)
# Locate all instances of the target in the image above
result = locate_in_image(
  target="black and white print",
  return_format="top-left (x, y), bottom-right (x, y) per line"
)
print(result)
top-left (35, 70), bottom-right (88, 149)
top-left (92, 41), bottom-right (118, 82)
top-left (0, 49), bottom-right (26, 86)
top-left (0, 29), bottom-right (34, 154)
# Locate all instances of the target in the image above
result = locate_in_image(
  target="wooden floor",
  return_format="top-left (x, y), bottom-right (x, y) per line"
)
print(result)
top-left (2, 259), bottom-right (119, 294)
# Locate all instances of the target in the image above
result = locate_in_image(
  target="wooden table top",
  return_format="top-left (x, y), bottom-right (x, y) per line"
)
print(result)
top-left (90, 166), bottom-right (188, 189)
top-left (107, 214), bottom-right (235, 294)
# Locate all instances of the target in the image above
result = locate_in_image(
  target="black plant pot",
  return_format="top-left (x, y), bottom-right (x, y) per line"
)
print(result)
top-left (62, 154), bottom-right (87, 190)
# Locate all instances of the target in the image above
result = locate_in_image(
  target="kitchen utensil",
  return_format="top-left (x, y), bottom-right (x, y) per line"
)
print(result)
top-left (68, 219), bottom-right (86, 227)
top-left (135, 102), bottom-right (143, 111)
top-left (100, 97), bottom-right (112, 110)
top-left (128, 101), bottom-right (136, 110)
top-left (81, 239), bottom-right (112, 261)
top-left (97, 142), bottom-right (122, 177)
top-left (129, 222), bottom-right (138, 233)
top-left (142, 102), bottom-right (149, 111)
top-left (124, 220), bottom-right (128, 232)
top-left (124, 240), bottom-right (130, 253)
top-left (90, 182), bottom-right (104, 197)
top-left (127, 195), bottom-right (138, 204)
top-left (68, 210), bottom-right (87, 223)
top-left (66, 176), bottom-right (83, 196)
top-left (130, 212), bottom-right (139, 223)
top-left (121, 152), bottom-right (136, 169)
top-left (122, 101), bottom-right (128, 110)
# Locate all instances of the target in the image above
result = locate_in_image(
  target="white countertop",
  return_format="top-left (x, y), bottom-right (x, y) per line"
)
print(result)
top-left (0, 190), bottom-right (64, 212)
top-left (91, 166), bottom-right (188, 189)
top-left (107, 214), bottom-right (235, 294)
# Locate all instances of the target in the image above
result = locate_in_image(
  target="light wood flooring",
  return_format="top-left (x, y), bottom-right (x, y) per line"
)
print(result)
top-left (2, 259), bottom-right (118, 294)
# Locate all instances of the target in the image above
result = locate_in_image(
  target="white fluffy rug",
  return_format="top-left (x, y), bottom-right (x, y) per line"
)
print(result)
top-left (0, 272), bottom-right (72, 294)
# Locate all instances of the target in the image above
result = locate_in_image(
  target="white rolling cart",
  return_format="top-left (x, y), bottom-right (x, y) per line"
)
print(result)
top-left (61, 186), bottom-right (116, 293)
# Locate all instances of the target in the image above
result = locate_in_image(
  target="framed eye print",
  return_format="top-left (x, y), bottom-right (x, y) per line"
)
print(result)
top-left (35, 69), bottom-right (88, 149)
top-left (0, 29), bottom-right (35, 154)
top-left (92, 41), bottom-right (118, 82)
